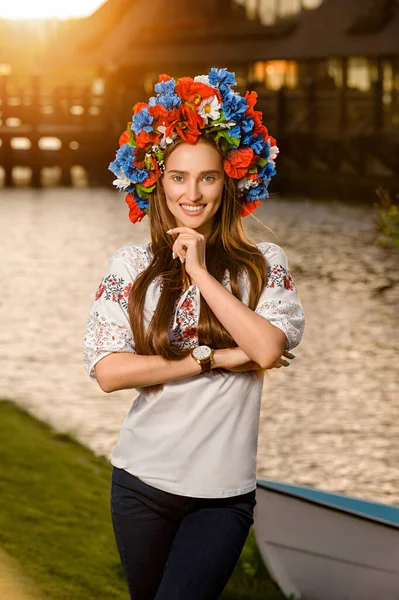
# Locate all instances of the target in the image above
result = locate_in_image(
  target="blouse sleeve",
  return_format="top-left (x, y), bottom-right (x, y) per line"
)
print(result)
top-left (83, 251), bottom-right (138, 382)
top-left (254, 242), bottom-right (305, 352)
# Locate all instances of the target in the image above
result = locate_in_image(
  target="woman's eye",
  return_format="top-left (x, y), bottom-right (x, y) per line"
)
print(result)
top-left (171, 175), bottom-right (216, 183)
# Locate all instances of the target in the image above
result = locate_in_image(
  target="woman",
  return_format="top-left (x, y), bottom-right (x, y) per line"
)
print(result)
top-left (83, 68), bottom-right (305, 600)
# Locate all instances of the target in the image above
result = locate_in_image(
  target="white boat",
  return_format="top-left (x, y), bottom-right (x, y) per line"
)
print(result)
top-left (253, 478), bottom-right (399, 600)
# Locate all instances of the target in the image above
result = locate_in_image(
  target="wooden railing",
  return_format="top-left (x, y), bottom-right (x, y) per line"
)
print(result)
top-left (0, 73), bottom-right (398, 199)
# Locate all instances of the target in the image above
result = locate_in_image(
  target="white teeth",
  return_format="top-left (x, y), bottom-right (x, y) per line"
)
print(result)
top-left (181, 204), bottom-right (205, 212)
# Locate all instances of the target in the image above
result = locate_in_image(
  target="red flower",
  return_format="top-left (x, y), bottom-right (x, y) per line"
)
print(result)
top-left (239, 199), bottom-right (262, 218)
top-left (175, 77), bottom-right (222, 106)
top-left (244, 91), bottom-right (269, 140)
top-left (184, 326), bottom-right (198, 339)
top-left (245, 90), bottom-right (257, 110)
top-left (148, 103), bottom-right (169, 124)
top-left (135, 129), bottom-right (160, 149)
top-left (125, 193), bottom-right (147, 224)
top-left (165, 104), bottom-right (203, 144)
top-left (283, 275), bottom-right (294, 291)
top-left (119, 130), bottom-right (130, 147)
top-left (267, 135), bottom-right (277, 147)
top-left (133, 101), bottom-right (148, 115)
top-left (181, 297), bottom-right (193, 310)
top-left (175, 77), bottom-right (195, 102)
top-left (224, 148), bottom-right (254, 179)
top-left (95, 284), bottom-right (106, 300)
top-left (192, 81), bottom-right (222, 104)
top-left (141, 171), bottom-right (157, 188)
top-left (150, 155), bottom-right (163, 178)
top-left (124, 283), bottom-right (132, 297)
top-left (133, 147), bottom-right (146, 169)
top-left (157, 73), bottom-right (172, 83)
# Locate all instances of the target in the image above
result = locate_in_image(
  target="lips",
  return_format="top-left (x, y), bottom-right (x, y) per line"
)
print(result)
top-left (179, 204), bottom-right (206, 216)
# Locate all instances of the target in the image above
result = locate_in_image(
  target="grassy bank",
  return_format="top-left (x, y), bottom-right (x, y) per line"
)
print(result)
top-left (0, 399), bottom-right (285, 600)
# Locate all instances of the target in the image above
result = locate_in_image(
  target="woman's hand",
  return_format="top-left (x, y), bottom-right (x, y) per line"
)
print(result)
top-left (167, 226), bottom-right (207, 280)
top-left (213, 346), bottom-right (295, 372)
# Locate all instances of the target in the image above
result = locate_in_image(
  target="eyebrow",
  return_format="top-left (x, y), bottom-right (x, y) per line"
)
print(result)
top-left (166, 169), bottom-right (221, 175)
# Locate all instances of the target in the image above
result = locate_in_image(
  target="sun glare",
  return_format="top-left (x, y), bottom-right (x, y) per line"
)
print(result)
top-left (0, 0), bottom-right (107, 20)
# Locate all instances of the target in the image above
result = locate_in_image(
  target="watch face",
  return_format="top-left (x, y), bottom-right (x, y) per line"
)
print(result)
top-left (192, 345), bottom-right (211, 360)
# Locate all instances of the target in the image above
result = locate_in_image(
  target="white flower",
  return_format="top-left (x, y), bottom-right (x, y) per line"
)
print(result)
top-left (157, 125), bottom-right (175, 149)
top-left (113, 176), bottom-right (131, 190)
top-left (269, 145), bottom-right (279, 160)
top-left (211, 120), bottom-right (236, 129)
top-left (197, 95), bottom-right (221, 124)
top-left (237, 176), bottom-right (258, 191)
top-left (194, 74), bottom-right (213, 86)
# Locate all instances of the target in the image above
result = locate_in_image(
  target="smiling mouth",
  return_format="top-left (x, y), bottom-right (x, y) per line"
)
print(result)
top-left (180, 204), bottom-right (207, 214)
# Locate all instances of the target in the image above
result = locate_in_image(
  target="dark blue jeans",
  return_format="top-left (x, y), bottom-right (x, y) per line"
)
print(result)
top-left (110, 466), bottom-right (257, 600)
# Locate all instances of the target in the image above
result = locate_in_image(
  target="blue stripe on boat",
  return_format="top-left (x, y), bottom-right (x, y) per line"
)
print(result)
top-left (257, 479), bottom-right (399, 526)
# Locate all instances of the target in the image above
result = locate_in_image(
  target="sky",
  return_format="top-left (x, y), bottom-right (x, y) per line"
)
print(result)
top-left (0, 0), bottom-right (106, 20)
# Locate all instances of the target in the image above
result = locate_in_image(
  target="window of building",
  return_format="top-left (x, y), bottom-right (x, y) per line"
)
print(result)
top-left (234, 0), bottom-right (323, 24)
top-left (326, 58), bottom-right (343, 88)
top-left (251, 60), bottom-right (298, 90)
top-left (347, 57), bottom-right (371, 91)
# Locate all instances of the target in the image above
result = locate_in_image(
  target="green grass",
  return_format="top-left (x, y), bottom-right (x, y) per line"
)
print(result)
top-left (0, 399), bottom-right (286, 600)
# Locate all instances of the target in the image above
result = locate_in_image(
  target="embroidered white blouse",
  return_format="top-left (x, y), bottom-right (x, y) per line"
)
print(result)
top-left (83, 241), bottom-right (305, 498)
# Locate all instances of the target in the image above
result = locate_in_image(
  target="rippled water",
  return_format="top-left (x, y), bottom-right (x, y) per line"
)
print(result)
top-left (1, 188), bottom-right (398, 506)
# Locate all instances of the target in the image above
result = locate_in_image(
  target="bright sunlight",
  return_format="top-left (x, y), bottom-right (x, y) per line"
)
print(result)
top-left (0, 0), bottom-right (106, 20)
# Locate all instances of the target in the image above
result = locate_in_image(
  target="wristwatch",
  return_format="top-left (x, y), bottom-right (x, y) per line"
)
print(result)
top-left (191, 345), bottom-right (214, 374)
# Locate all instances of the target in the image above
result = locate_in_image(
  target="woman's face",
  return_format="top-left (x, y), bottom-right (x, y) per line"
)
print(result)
top-left (162, 139), bottom-right (224, 238)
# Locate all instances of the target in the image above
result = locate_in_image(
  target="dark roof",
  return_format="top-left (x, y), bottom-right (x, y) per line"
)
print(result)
top-left (36, 0), bottom-right (296, 68)
top-left (249, 0), bottom-right (399, 60)
top-left (37, 0), bottom-right (399, 70)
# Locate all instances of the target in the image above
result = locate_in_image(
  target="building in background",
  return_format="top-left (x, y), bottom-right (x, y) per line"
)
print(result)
top-left (0, 0), bottom-right (398, 198)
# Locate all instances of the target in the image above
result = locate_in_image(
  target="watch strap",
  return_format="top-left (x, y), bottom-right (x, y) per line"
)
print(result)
top-left (200, 358), bottom-right (212, 374)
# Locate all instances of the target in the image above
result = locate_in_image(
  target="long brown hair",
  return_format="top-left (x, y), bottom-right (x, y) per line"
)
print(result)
top-left (127, 137), bottom-right (271, 395)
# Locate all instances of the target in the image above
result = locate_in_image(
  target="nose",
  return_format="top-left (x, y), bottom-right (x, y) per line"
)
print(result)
top-left (185, 179), bottom-right (202, 203)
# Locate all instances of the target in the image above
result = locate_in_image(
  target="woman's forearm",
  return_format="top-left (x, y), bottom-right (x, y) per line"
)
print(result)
top-left (94, 347), bottom-right (263, 393)
top-left (95, 352), bottom-right (205, 393)
top-left (95, 349), bottom-right (235, 393)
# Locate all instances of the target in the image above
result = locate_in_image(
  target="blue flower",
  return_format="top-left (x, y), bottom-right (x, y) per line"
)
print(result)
top-left (241, 116), bottom-right (254, 134)
top-left (218, 83), bottom-right (234, 101)
top-left (131, 108), bottom-right (153, 134)
top-left (154, 78), bottom-right (176, 95)
top-left (109, 144), bottom-right (149, 183)
top-left (228, 124), bottom-right (241, 140)
top-left (250, 133), bottom-right (264, 155)
top-left (259, 161), bottom-right (276, 180)
top-left (260, 139), bottom-right (271, 160)
top-left (109, 144), bottom-right (132, 177)
top-left (241, 132), bottom-right (264, 154)
top-left (208, 68), bottom-right (236, 88)
top-left (108, 159), bottom-right (122, 178)
top-left (223, 93), bottom-right (248, 121)
top-left (247, 180), bottom-right (270, 200)
top-left (153, 77), bottom-right (181, 110)
top-left (157, 93), bottom-right (181, 110)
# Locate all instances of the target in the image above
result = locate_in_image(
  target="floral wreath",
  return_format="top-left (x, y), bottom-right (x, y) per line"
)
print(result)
top-left (108, 68), bottom-right (279, 224)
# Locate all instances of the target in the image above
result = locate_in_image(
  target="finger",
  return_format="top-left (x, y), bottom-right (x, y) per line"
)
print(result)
top-left (283, 351), bottom-right (296, 359)
top-left (167, 227), bottom-right (199, 235)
